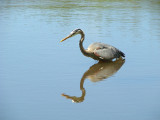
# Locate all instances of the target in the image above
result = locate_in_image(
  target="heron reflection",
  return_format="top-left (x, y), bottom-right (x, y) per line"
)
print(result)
top-left (62, 58), bottom-right (125, 103)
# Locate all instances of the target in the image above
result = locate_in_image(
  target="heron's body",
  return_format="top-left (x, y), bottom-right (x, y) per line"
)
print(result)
top-left (61, 29), bottom-right (125, 61)
top-left (86, 42), bottom-right (125, 61)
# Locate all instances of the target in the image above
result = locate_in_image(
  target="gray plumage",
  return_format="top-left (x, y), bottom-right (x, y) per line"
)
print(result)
top-left (61, 29), bottom-right (125, 61)
top-left (87, 42), bottom-right (125, 60)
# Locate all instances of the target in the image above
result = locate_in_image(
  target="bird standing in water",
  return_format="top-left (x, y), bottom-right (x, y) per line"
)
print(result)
top-left (60, 29), bottom-right (125, 61)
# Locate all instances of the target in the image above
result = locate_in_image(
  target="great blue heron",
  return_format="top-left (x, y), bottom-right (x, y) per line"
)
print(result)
top-left (60, 29), bottom-right (125, 61)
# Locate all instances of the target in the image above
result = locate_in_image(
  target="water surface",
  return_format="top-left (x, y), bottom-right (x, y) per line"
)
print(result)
top-left (0, 0), bottom-right (160, 120)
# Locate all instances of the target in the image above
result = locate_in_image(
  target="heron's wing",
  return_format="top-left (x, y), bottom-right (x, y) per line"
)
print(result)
top-left (87, 42), bottom-right (107, 52)
top-left (88, 42), bottom-right (125, 60)
top-left (93, 47), bottom-right (120, 60)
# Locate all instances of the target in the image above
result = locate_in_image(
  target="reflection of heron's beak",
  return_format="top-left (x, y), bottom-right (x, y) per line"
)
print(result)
top-left (60, 34), bottom-right (72, 42)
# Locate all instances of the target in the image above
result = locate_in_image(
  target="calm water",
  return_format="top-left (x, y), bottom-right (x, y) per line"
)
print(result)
top-left (0, 0), bottom-right (160, 120)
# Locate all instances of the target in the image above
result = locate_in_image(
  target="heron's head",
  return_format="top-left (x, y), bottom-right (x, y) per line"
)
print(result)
top-left (60, 29), bottom-right (82, 42)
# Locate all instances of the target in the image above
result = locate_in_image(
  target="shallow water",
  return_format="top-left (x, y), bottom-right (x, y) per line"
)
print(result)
top-left (0, 0), bottom-right (160, 120)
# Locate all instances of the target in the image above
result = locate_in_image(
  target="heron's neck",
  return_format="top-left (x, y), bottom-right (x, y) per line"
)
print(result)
top-left (79, 32), bottom-right (90, 57)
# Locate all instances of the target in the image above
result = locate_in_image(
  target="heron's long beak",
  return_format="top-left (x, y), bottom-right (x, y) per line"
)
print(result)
top-left (60, 34), bottom-right (72, 42)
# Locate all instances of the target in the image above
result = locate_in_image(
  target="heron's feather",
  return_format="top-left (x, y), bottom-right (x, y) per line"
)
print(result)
top-left (88, 43), bottom-right (124, 60)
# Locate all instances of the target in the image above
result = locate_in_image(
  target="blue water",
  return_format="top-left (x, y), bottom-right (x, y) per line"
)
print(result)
top-left (0, 0), bottom-right (160, 120)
